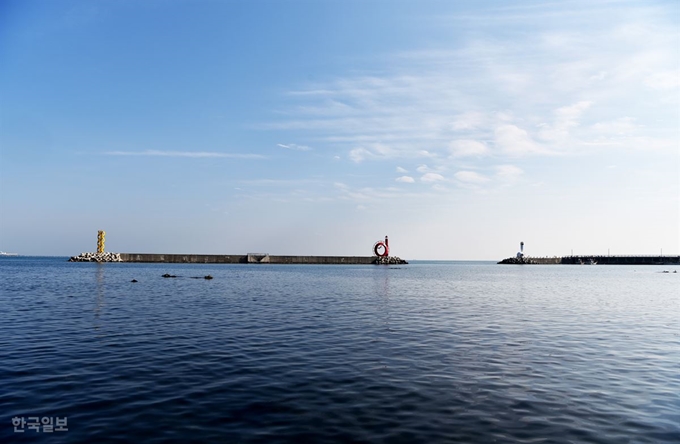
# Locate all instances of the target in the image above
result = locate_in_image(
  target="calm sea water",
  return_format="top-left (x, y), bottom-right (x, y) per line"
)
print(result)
top-left (1, 257), bottom-right (678, 443)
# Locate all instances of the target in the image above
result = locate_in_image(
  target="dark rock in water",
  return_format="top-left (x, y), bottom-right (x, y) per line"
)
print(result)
top-left (204, 275), bottom-right (213, 280)
top-left (162, 273), bottom-right (177, 278)
top-left (131, 279), bottom-right (138, 283)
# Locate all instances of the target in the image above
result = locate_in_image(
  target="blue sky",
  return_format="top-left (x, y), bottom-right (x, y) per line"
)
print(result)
top-left (1, 0), bottom-right (678, 259)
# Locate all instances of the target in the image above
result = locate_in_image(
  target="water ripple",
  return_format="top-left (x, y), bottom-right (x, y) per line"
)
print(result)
top-left (1, 258), bottom-right (678, 443)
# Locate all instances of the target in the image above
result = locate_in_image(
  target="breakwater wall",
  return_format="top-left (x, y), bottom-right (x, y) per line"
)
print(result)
top-left (119, 254), bottom-right (246, 263)
top-left (116, 253), bottom-right (402, 265)
top-left (498, 256), bottom-right (680, 265)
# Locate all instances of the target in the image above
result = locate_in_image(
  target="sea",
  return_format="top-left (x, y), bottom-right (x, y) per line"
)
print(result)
top-left (1, 256), bottom-right (678, 443)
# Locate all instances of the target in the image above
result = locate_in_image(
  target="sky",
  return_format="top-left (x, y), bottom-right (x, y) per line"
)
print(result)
top-left (1, 0), bottom-right (678, 259)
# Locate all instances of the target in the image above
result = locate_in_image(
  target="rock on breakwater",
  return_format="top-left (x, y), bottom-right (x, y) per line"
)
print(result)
top-left (375, 256), bottom-right (408, 265)
top-left (497, 257), bottom-right (539, 264)
top-left (69, 252), bottom-right (122, 262)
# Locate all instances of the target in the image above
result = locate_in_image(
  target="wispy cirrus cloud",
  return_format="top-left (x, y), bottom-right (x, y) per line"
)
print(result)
top-left (348, 143), bottom-right (402, 163)
top-left (277, 143), bottom-right (312, 151)
top-left (105, 150), bottom-right (266, 159)
top-left (334, 182), bottom-right (433, 203)
top-left (267, 4), bottom-right (676, 158)
top-left (238, 178), bottom-right (321, 186)
top-left (258, 1), bottom-right (677, 201)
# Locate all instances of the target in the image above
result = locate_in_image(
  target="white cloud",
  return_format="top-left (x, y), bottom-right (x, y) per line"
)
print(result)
top-left (583, 117), bottom-right (674, 152)
top-left (349, 147), bottom-right (371, 163)
top-left (417, 150), bottom-right (436, 158)
top-left (431, 184), bottom-right (449, 192)
top-left (348, 143), bottom-right (396, 162)
top-left (555, 101), bottom-right (592, 125)
top-left (105, 150), bottom-right (266, 159)
top-left (451, 111), bottom-right (485, 131)
top-left (495, 165), bottom-right (524, 182)
top-left (396, 166), bottom-right (408, 173)
top-left (537, 101), bottom-right (592, 143)
top-left (454, 171), bottom-right (490, 184)
top-left (494, 125), bottom-right (545, 156)
top-left (421, 172), bottom-right (446, 183)
top-left (449, 139), bottom-right (489, 157)
top-left (396, 176), bottom-right (415, 183)
top-left (591, 117), bottom-right (637, 135)
top-left (590, 71), bottom-right (607, 81)
top-left (372, 143), bottom-right (395, 156)
top-left (644, 71), bottom-right (680, 90)
top-left (277, 143), bottom-right (312, 151)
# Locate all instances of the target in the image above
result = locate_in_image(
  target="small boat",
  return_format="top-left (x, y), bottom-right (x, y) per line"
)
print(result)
top-left (0, 251), bottom-right (18, 256)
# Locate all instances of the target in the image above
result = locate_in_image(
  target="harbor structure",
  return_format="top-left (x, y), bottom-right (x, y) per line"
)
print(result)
top-left (69, 232), bottom-right (408, 264)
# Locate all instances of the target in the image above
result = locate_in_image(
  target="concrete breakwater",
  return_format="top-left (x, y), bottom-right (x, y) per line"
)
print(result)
top-left (69, 252), bottom-right (408, 265)
top-left (498, 255), bottom-right (680, 265)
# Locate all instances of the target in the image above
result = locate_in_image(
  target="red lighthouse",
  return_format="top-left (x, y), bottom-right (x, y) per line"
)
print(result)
top-left (373, 235), bottom-right (390, 257)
